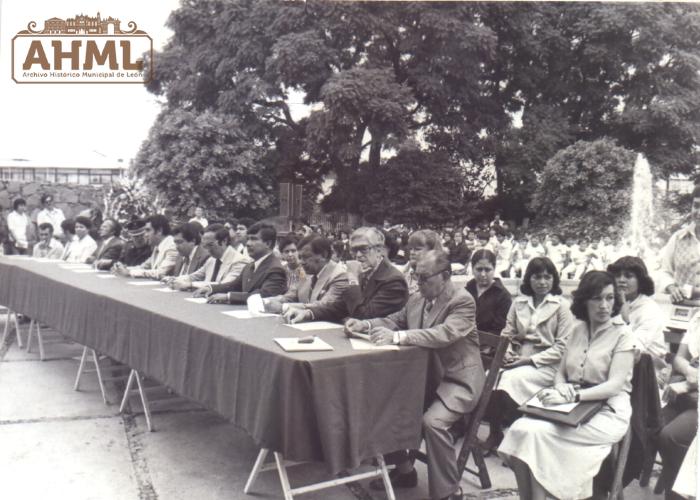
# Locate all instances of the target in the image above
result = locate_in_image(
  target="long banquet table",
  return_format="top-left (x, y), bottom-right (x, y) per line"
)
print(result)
top-left (0, 257), bottom-right (432, 474)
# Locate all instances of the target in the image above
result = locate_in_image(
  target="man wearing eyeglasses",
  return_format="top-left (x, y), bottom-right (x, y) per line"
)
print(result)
top-left (345, 250), bottom-right (484, 500)
top-left (342, 227), bottom-right (408, 319)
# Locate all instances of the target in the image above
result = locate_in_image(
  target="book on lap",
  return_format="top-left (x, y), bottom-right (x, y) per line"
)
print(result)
top-left (519, 394), bottom-right (604, 427)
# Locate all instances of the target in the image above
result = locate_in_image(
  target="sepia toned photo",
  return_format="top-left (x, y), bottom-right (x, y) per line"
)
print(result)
top-left (0, 1), bottom-right (697, 499)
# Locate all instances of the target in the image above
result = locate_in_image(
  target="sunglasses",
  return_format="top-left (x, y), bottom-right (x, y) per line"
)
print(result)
top-left (349, 245), bottom-right (376, 255)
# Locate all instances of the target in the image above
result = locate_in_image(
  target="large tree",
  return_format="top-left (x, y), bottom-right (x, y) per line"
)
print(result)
top-left (530, 138), bottom-right (636, 238)
top-left (136, 1), bottom-right (700, 223)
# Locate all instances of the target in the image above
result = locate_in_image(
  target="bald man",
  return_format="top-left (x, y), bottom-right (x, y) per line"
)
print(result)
top-left (345, 250), bottom-right (485, 500)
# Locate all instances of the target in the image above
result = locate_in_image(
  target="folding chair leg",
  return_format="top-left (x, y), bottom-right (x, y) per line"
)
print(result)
top-left (244, 448), bottom-right (270, 494)
top-left (273, 452), bottom-right (294, 500)
top-left (74, 346), bottom-right (89, 391)
top-left (1, 310), bottom-right (15, 346)
top-left (472, 446), bottom-right (492, 489)
top-left (26, 318), bottom-right (35, 353)
top-left (376, 454), bottom-right (396, 500)
top-left (91, 349), bottom-right (108, 405)
top-left (134, 371), bottom-right (154, 432)
top-left (119, 369), bottom-right (137, 413)
top-left (36, 323), bottom-right (45, 361)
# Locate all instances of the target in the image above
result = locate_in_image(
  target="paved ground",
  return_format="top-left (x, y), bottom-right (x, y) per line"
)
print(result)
top-left (0, 315), bottom-right (664, 500)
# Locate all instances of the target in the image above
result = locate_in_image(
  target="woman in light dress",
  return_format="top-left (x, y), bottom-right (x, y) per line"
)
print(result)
top-left (607, 256), bottom-right (668, 387)
top-left (484, 257), bottom-right (574, 448)
top-left (498, 271), bottom-right (635, 499)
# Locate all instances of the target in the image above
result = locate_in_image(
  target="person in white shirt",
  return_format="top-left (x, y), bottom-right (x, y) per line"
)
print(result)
top-left (63, 216), bottom-right (97, 263)
top-left (113, 214), bottom-right (178, 279)
top-left (7, 198), bottom-right (31, 254)
top-left (189, 206), bottom-right (208, 229)
top-left (186, 225), bottom-right (252, 294)
top-left (608, 256), bottom-right (668, 386)
top-left (33, 222), bottom-right (64, 259)
top-left (36, 194), bottom-right (66, 239)
top-left (545, 234), bottom-right (568, 274)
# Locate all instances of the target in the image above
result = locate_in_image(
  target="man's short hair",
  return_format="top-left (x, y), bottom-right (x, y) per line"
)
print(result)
top-left (13, 198), bottom-right (26, 211)
top-left (299, 235), bottom-right (332, 260)
top-left (74, 216), bottom-right (93, 230)
top-left (417, 250), bottom-right (451, 278)
top-left (61, 219), bottom-right (76, 236)
top-left (248, 222), bottom-right (277, 247)
top-left (204, 223), bottom-right (231, 246)
top-left (38, 222), bottom-right (54, 234)
top-left (40, 194), bottom-right (54, 205)
top-left (104, 218), bottom-right (122, 238)
top-left (147, 214), bottom-right (171, 236)
top-left (350, 227), bottom-right (385, 247)
top-left (173, 222), bottom-right (201, 245)
top-left (408, 229), bottom-right (441, 250)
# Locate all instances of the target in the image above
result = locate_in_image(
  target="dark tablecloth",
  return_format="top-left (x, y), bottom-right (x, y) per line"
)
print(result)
top-left (0, 257), bottom-right (431, 473)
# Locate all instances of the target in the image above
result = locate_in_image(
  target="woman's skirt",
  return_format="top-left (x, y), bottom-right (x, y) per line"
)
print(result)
top-left (497, 363), bottom-right (558, 406)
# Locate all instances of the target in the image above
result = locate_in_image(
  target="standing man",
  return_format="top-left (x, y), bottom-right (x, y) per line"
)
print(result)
top-left (345, 251), bottom-right (484, 500)
top-left (659, 185), bottom-right (700, 303)
top-left (88, 219), bottom-right (124, 269)
top-left (205, 222), bottom-right (287, 304)
top-left (33, 223), bottom-right (64, 259)
top-left (37, 194), bottom-right (66, 239)
top-left (7, 198), bottom-right (31, 254)
top-left (341, 227), bottom-right (408, 319)
top-left (189, 206), bottom-right (209, 228)
top-left (113, 215), bottom-right (178, 279)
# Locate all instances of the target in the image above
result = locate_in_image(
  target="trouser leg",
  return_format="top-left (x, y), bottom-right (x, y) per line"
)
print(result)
top-left (658, 407), bottom-right (697, 498)
top-left (423, 398), bottom-right (464, 499)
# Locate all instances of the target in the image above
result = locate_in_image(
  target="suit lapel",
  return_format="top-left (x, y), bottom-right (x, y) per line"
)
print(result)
top-left (310, 262), bottom-right (334, 301)
top-left (423, 282), bottom-right (454, 328)
top-left (244, 254), bottom-right (274, 292)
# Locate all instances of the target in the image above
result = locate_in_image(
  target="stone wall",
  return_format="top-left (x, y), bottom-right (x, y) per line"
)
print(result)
top-left (0, 181), bottom-right (107, 220)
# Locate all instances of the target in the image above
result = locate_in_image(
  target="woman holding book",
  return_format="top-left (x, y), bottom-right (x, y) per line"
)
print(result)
top-left (498, 271), bottom-right (635, 500)
top-left (484, 257), bottom-right (574, 448)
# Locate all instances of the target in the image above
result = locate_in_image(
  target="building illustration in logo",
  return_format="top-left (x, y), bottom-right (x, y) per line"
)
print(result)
top-left (21, 12), bottom-right (146, 36)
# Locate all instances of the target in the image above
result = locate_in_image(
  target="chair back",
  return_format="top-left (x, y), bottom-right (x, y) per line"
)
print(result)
top-left (455, 330), bottom-right (509, 473)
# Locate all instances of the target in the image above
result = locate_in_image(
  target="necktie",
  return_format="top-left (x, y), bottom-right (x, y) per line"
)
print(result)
top-left (310, 274), bottom-right (318, 294)
top-left (211, 258), bottom-right (222, 282)
top-left (180, 256), bottom-right (190, 276)
top-left (360, 270), bottom-right (370, 291)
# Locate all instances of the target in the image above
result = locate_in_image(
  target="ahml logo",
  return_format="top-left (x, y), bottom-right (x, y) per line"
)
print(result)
top-left (12, 12), bottom-right (153, 84)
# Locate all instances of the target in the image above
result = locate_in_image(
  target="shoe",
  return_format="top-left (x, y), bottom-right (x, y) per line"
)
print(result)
top-left (369, 468), bottom-right (418, 490)
top-left (480, 430), bottom-right (504, 457)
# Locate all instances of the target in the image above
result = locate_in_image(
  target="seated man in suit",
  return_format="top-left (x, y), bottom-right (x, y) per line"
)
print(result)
top-left (265, 235), bottom-right (349, 323)
top-left (87, 218), bottom-right (124, 270)
top-left (345, 250), bottom-right (485, 500)
top-left (163, 222), bottom-right (209, 283)
top-left (113, 215), bottom-right (178, 279)
top-left (176, 224), bottom-right (251, 292)
top-left (342, 227), bottom-right (408, 319)
top-left (205, 222), bottom-right (287, 304)
top-left (117, 220), bottom-right (152, 267)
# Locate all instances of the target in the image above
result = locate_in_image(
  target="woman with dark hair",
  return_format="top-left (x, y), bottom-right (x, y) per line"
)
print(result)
top-left (484, 257), bottom-right (574, 449)
top-left (279, 234), bottom-right (305, 290)
top-left (62, 216), bottom-right (97, 263)
top-left (465, 249), bottom-right (511, 335)
top-left (448, 231), bottom-right (471, 267)
top-left (498, 271), bottom-right (635, 500)
top-left (608, 256), bottom-right (667, 385)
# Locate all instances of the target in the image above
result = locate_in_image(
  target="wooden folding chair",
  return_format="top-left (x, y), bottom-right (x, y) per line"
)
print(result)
top-left (608, 425), bottom-right (633, 500)
top-left (412, 330), bottom-right (509, 489)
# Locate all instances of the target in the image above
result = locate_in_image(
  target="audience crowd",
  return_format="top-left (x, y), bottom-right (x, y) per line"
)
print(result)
top-left (2, 191), bottom-right (699, 500)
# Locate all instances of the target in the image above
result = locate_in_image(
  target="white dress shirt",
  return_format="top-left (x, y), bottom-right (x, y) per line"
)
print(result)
top-left (7, 211), bottom-right (29, 249)
top-left (64, 235), bottom-right (97, 263)
top-left (37, 208), bottom-right (66, 237)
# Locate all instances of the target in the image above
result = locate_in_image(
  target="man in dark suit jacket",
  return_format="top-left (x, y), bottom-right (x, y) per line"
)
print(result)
top-left (205, 222), bottom-right (287, 304)
top-left (88, 219), bottom-right (125, 270)
top-left (346, 250), bottom-right (484, 500)
top-left (341, 227), bottom-right (408, 319)
top-left (167, 222), bottom-right (210, 279)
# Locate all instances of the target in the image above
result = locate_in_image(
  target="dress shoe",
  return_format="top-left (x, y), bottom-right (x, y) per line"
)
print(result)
top-left (369, 467), bottom-right (418, 490)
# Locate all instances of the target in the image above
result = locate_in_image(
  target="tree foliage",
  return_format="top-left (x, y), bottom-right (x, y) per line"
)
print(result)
top-left (136, 1), bottom-right (700, 224)
top-left (133, 108), bottom-right (274, 219)
top-left (530, 138), bottom-right (636, 238)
